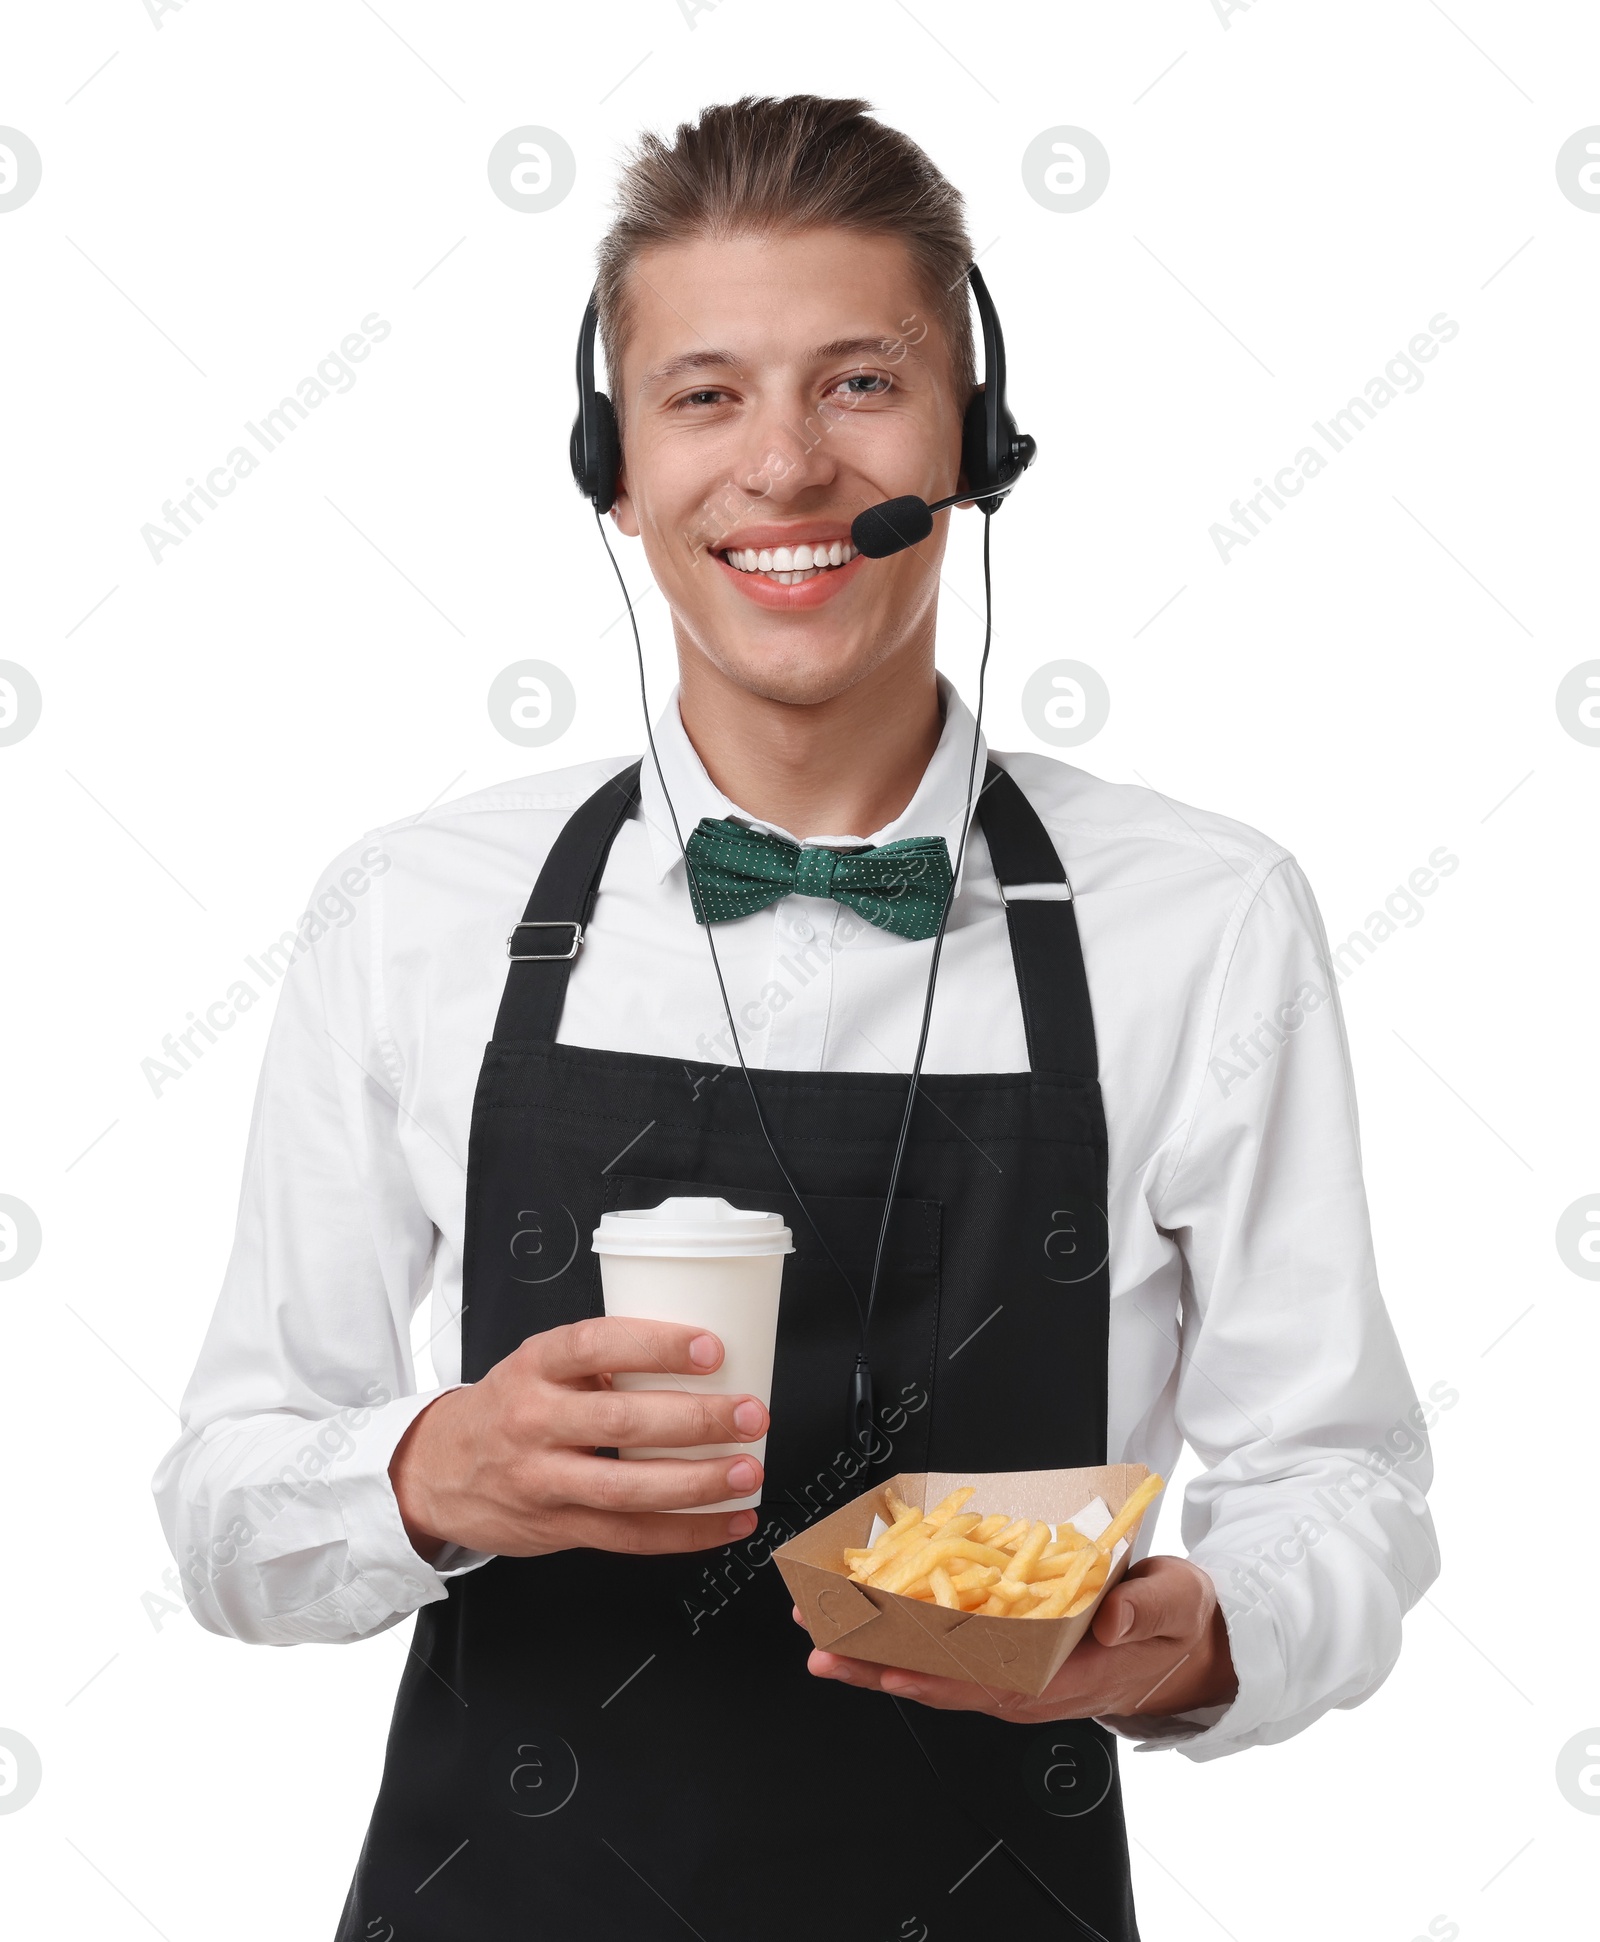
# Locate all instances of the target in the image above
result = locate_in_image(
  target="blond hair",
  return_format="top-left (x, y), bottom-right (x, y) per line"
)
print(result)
top-left (595, 95), bottom-right (975, 405)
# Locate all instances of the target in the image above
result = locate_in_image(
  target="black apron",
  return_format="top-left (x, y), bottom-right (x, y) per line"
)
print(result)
top-left (337, 760), bottom-right (1139, 1942)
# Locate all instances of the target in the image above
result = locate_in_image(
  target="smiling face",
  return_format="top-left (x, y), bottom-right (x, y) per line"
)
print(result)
top-left (609, 227), bottom-right (969, 709)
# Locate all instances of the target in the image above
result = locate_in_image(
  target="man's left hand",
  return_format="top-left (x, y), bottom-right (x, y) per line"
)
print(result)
top-left (800, 1555), bottom-right (1238, 1721)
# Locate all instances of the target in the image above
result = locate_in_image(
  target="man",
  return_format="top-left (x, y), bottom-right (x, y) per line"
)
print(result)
top-left (155, 96), bottom-right (1440, 1940)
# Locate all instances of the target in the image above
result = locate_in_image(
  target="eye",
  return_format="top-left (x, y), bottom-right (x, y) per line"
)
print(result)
top-left (672, 387), bottom-right (730, 410)
top-left (831, 371), bottom-right (892, 400)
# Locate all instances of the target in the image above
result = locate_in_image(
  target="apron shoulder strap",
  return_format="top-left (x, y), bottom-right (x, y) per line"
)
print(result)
top-left (491, 759), bottom-right (643, 1044)
top-left (490, 754), bottom-right (1097, 1082)
top-left (976, 760), bottom-right (1099, 1082)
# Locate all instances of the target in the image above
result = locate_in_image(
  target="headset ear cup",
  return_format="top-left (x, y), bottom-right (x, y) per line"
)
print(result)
top-left (960, 389), bottom-right (1025, 508)
top-left (569, 390), bottom-right (622, 511)
top-left (959, 389), bottom-right (992, 501)
top-left (591, 391), bottom-right (621, 514)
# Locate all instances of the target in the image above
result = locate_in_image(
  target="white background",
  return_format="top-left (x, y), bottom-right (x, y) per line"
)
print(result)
top-left (2, 2), bottom-right (1597, 1937)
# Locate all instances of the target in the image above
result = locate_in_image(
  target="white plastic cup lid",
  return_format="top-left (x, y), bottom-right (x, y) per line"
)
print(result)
top-left (592, 1195), bottom-right (794, 1258)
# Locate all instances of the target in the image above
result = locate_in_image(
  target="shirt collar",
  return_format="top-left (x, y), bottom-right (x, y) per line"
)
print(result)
top-left (636, 673), bottom-right (989, 893)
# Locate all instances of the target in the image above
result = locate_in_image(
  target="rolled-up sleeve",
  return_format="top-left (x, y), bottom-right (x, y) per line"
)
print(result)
top-left (1104, 854), bottom-right (1441, 1758)
top-left (150, 837), bottom-right (489, 1645)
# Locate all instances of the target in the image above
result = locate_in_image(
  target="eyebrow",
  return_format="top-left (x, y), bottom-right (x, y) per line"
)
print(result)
top-left (812, 335), bottom-right (916, 365)
top-left (640, 349), bottom-right (744, 391)
top-left (639, 335), bottom-right (917, 393)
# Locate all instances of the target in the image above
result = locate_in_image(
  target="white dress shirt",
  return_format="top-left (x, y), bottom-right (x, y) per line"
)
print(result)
top-left (152, 677), bottom-right (1440, 1762)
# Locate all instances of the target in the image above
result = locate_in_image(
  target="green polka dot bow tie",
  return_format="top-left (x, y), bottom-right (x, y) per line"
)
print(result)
top-left (683, 818), bottom-right (954, 941)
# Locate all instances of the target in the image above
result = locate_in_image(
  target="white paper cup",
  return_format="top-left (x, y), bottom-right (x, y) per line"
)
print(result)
top-left (593, 1197), bottom-right (793, 1512)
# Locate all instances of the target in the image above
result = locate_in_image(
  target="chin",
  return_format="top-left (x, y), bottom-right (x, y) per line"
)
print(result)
top-left (696, 630), bottom-right (894, 709)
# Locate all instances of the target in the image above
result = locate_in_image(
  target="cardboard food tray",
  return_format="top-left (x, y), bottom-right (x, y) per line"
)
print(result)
top-left (775, 1466), bottom-right (1151, 1698)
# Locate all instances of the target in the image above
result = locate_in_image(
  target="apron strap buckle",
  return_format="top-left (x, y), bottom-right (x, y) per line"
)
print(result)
top-left (506, 920), bottom-right (584, 962)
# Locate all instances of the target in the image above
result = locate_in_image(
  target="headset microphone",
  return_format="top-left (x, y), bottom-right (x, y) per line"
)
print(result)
top-left (851, 492), bottom-right (950, 560)
top-left (848, 486), bottom-right (976, 559)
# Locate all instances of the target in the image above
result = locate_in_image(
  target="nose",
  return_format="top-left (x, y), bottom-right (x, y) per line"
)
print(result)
top-left (735, 385), bottom-right (840, 507)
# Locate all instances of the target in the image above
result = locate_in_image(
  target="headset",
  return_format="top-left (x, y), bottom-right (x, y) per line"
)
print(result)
top-left (570, 263), bottom-right (1036, 1463)
top-left (570, 262), bottom-right (1035, 543)
top-left (568, 288), bottom-right (623, 516)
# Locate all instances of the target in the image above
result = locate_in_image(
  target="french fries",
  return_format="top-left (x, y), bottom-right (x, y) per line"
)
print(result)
top-left (1096, 1473), bottom-right (1163, 1553)
top-left (840, 1476), bottom-right (1165, 1620)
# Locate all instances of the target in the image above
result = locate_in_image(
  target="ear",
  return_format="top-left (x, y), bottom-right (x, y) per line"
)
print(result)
top-left (610, 465), bottom-right (640, 538)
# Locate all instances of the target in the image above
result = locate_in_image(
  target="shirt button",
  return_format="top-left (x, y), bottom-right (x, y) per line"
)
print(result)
top-left (790, 917), bottom-right (815, 942)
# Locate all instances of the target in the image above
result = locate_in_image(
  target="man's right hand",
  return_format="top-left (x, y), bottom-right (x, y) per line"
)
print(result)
top-left (388, 1315), bottom-right (767, 1563)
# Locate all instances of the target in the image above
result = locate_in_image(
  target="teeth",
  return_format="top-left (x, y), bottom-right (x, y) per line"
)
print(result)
top-left (720, 541), bottom-right (857, 577)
